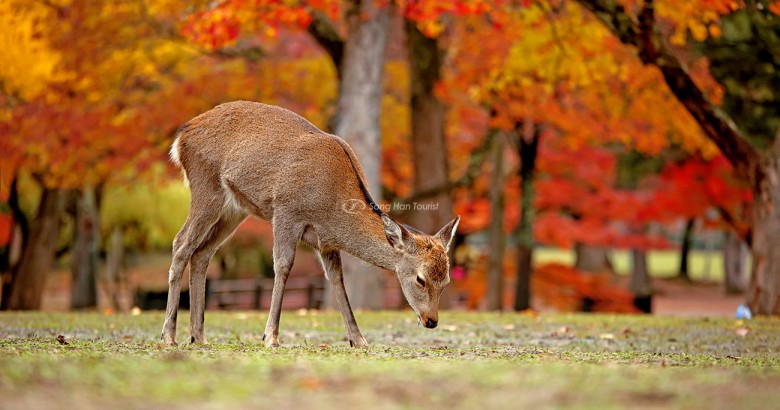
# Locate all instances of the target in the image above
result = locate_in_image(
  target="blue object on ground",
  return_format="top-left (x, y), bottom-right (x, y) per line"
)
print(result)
top-left (736, 304), bottom-right (752, 319)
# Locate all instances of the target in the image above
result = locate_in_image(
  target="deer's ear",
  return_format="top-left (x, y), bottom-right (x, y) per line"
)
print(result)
top-left (435, 216), bottom-right (460, 252)
top-left (382, 214), bottom-right (409, 252)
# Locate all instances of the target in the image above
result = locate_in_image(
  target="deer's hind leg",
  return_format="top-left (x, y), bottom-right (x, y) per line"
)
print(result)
top-left (188, 208), bottom-right (247, 344)
top-left (161, 181), bottom-right (225, 346)
top-left (262, 215), bottom-right (304, 347)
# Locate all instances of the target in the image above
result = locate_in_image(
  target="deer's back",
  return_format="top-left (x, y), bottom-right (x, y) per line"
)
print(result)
top-left (173, 101), bottom-right (369, 226)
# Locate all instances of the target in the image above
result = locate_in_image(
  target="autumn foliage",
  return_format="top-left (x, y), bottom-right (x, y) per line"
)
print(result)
top-left (533, 263), bottom-right (638, 312)
top-left (2, 0), bottom-right (776, 312)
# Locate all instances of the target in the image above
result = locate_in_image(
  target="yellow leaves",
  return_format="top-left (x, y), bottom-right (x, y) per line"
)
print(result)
top-left (444, 0), bottom-right (723, 157)
top-left (420, 20), bottom-right (446, 37)
top-left (479, 2), bottom-right (623, 104)
top-left (0, 1), bottom-right (65, 100)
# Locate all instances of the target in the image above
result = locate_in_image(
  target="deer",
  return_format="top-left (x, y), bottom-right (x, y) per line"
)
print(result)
top-left (161, 101), bottom-right (460, 348)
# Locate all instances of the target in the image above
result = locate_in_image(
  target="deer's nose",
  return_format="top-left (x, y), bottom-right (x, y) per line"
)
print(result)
top-left (425, 318), bottom-right (438, 329)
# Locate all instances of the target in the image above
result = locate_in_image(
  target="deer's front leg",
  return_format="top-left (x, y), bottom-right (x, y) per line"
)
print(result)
top-left (318, 250), bottom-right (368, 348)
top-left (263, 221), bottom-right (300, 347)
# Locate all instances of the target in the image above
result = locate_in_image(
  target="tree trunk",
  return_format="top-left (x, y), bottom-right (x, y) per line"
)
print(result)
top-left (748, 140), bottom-right (780, 314)
top-left (486, 134), bottom-right (506, 311)
top-left (678, 218), bottom-right (695, 281)
top-left (575, 243), bottom-right (613, 273)
top-left (630, 248), bottom-right (652, 313)
top-left (514, 121), bottom-right (539, 311)
top-left (630, 248), bottom-right (652, 296)
top-left (333, 0), bottom-right (390, 310)
top-left (104, 227), bottom-right (124, 310)
top-left (724, 230), bottom-right (747, 294)
top-left (405, 21), bottom-right (451, 233)
top-left (1, 178), bottom-right (27, 309)
top-left (405, 20), bottom-right (454, 308)
top-left (572, 0), bottom-right (777, 315)
top-left (70, 186), bottom-right (100, 309)
top-left (5, 187), bottom-right (67, 310)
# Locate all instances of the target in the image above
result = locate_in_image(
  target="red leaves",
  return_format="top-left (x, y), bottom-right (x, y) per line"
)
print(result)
top-left (181, 0), bottom-right (316, 50)
top-left (646, 155), bottom-right (751, 225)
top-left (533, 263), bottom-right (639, 313)
top-left (0, 214), bottom-right (12, 247)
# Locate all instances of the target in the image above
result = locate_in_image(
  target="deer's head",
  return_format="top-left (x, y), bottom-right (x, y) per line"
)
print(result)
top-left (381, 214), bottom-right (460, 329)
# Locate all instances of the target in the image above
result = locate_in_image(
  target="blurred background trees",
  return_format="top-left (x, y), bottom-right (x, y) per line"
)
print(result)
top-left (1, 0), bottom-right (777, 315)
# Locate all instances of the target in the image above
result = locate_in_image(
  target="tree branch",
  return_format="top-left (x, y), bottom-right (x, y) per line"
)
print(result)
top-left (573, 0), bottom-right (763, 183)
top-left (306, 12), bottom-right (345, 78)
top-left (389, 130), bottom-right (497, 213)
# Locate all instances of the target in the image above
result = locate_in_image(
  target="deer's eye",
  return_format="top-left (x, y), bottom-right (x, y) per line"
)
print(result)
top-left (416, 276), bottom-right (426, 287)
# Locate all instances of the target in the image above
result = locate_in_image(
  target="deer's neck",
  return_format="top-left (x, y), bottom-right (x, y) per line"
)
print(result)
top-left (340, 214), bottom-right (400, 272)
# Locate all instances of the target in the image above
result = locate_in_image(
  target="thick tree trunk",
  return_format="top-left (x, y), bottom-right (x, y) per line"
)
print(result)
top-left (405, 20), bottom-right (454, 308)
top-left (514, 122), bottom-right (539, 311)
top-left (748, 140), bottom-right (780, 314)
top-left (486, 134), bottom-right (506, 311)
top-left (678, 218), bottom-right (695, 281)
top-left (724, 230), bottom-right (747, 294)
top-left (5, 187), bottom-right (67, 310)
top-left (406, 21), bottom-right (451, 233)
top-left (333, 0), bottom-right (390, 310)
top-left (70, 186), bottom-right (100, 309)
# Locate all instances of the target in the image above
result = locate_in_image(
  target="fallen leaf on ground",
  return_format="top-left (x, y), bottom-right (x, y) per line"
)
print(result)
top-left (56, 335), bottom-right (68, 345)
top-left (735, 328), bottom-right (749, 337)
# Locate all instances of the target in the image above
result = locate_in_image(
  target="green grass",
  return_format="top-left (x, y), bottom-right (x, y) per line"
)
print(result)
top-left (1, 311), bottom-right (778, 409)
top-left (535, 248), bottom-right (734, 282)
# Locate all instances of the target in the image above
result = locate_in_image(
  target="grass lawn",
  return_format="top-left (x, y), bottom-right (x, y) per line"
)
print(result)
top-left (535, 248), bottom-right (735, 282)
top-left (1, 311), bottom-right (778, 409)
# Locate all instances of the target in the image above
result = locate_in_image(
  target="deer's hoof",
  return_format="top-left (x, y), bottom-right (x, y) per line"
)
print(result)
top-left (349, 336), bottom-right (369, 349)
top-left (189, 335), bottom-right (207, 345)
top-left (161, 334), bottom-right (177, 347)
top-left (263, 333), bottom-right (280, 347)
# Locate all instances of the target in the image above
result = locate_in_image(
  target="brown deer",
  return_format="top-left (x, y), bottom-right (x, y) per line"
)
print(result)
top-left (162, 101), bottom-right (459, 348)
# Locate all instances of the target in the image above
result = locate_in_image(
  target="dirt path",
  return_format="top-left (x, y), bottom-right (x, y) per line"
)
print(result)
top-left (651, 278), bottom-right (743, 317)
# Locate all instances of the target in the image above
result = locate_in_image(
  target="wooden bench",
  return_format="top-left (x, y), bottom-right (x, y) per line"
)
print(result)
top-left (206, 276), bottom-right (325, 310)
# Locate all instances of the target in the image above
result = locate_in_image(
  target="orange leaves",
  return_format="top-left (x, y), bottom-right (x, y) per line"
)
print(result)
top-left (400, 0), bottom-right (496, 37)
top-left (533, 263), bottom-right (638, 312)
top-left (6, 98), bottom-right (151, 189)
top-left (770, 1), bottom-right (780, 15)
top-left (181, 0), bottom-right (319, 50)
top-left (183, 6), bottom-right (244, 49)
top-left (654, 0), bottom-right (742, 45)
